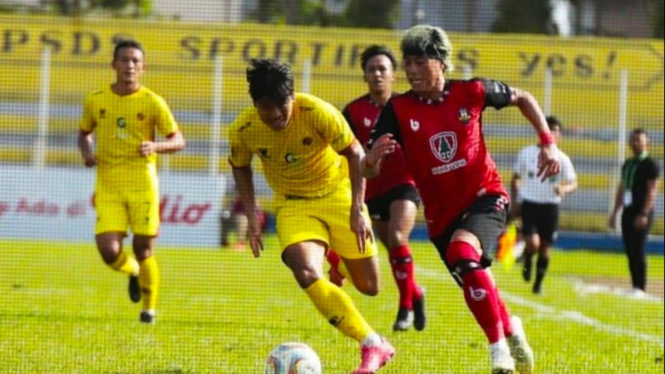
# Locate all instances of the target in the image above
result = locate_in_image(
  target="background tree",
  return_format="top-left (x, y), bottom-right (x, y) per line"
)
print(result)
top-left (250, 0), bottom-right (396, 28)
top-left (651, 0), bottom-right (664, 38)
top-left (492, 0), bottom-right (553, 34)
top-left (344, 0), bottom-right (399, 29)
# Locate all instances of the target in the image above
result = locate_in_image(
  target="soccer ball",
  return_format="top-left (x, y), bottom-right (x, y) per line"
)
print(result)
top-left (264, 342), bottom-right (322, 374)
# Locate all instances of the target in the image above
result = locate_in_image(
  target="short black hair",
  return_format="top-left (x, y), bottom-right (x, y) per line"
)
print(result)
top-left (360, 45), bottom-right (397, 71)
top-left (246, 59), bottom-right (294, 103)
top-left (546, 115), bottom-right (562, 131)
top-left (113, 39), bottom-right (144, 61)
top-left (631, 127), bottom-right (647, 137)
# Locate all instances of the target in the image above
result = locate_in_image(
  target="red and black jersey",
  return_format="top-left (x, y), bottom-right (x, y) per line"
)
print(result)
top-left (369, 78), bottom-right (512, 238)
top-left (343, 94), bottom-right (416, 200)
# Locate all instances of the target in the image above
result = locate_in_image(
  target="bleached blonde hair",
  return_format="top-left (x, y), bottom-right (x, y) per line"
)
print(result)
top-left (401, 24), bottom-right (454, 73)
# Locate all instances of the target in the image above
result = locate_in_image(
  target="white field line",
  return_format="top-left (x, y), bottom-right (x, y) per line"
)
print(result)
top-left (570, 277), bottom-right (663, 302)
top-left (416, 265), bottom-right (665, 348)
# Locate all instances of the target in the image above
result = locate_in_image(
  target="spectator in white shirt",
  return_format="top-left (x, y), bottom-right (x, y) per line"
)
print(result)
top-left (511, 116), bottom-right (578, 294)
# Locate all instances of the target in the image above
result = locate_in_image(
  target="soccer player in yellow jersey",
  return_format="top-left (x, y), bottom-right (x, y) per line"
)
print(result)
top-left (229, 59), bottom-right (395, 374)
top-left (77, 39), bottom-right (185, 324)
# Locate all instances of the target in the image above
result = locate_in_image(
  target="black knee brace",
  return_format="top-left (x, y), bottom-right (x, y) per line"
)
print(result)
top-left (449, 259), bottom-right (483, 287)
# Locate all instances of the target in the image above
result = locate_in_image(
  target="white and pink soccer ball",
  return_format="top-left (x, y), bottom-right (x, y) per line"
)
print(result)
top-left (265, 342), bottom-right (322, 374)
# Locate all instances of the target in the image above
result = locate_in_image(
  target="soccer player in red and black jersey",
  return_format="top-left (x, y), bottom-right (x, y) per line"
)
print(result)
top-left (363, 25), bottom-right (560, 374)
top-left (338, 45), bottom-right (426, 332)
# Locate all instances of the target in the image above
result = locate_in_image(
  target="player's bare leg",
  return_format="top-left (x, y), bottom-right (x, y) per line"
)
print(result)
top-left (284, 242), bottom-right (393, 373)
top-left (377, 199), bottom-right (425, 331)
top-left (343, 256), bottom-right (380, 296)
top-left (96, 232), bottom-right (141, 303)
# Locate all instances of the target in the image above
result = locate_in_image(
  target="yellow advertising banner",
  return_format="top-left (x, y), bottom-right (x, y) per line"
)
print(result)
top-left (1, 15), bottom-right (662, 129)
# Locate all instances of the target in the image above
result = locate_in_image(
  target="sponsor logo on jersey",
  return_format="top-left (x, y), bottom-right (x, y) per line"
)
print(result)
top-left (364, 117), bottom-right (372, 127)
top-left (458, 108), bottom-right (470, 124)
top-left (410, 119), bottom-right (420, 131)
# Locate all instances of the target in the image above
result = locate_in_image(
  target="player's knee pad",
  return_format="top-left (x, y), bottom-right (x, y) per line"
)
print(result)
top-left (448, 259), bottom-right (483, 287)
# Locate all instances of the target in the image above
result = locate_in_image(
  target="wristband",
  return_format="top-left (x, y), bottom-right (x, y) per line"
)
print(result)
top-left (539, 131), bottom-right (555, 146)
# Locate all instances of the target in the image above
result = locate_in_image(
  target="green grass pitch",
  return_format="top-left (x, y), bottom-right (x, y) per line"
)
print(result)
top-left (0, 237), bottom-right (663, 373)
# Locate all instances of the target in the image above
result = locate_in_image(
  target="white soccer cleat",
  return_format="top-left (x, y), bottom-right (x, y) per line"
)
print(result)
top-left (490, 342), bottom-right (516, 374)
top-left (508, 316), bottom-right (534, 374)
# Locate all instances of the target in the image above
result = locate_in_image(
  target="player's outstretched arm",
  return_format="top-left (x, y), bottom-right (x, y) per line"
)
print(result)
top-left (339, 139), bottom-right (374, 253)
top-left (361, 133), bottom-right (396, 179)
top-left (232, 165), bottom-right (265, 258)
top-left (510, 87), bottom-right (561, 180)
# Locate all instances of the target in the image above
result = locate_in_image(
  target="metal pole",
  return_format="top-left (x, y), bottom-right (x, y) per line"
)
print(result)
top-left (301, 59), bottom-right (311, 94)
top-left (543, 67), bottom-right (553, 116)
top-left (610, 69), bottom-right (629, 232)
top-left (34, 47), bottom-right (51, 169)
top-left (209, 54), bottom-right (224, 176)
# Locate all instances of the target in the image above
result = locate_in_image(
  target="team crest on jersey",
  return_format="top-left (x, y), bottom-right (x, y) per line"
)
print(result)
top-left (364, 117), bottom-right (372, 127)
top-left (302, 137), bottom-right (313, 145)
top-left (137, 113), bottom-right (144, 121)
top-left (430, 132), bottom-right (457, 163)
top-left (99, 109), bottom-right (106, 119)
top-left (117, 117), bottom-right (127, 128)
top-left (458, 108), bottom-right (470, 124)
top-left (258, 148), bottom-right (269, 158)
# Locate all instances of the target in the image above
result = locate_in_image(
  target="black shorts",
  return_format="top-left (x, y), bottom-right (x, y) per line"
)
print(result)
top-left (430, 195), bottom-right (509, 275)
top-left (366, 184), bottom-right (420, 222)
top-left (520, 200), bottom-right (559, 243)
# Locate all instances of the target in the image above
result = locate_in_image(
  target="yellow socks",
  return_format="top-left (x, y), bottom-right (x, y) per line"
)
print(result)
top-left (109, 251), bottom-right (139, 276)
top-left (138, 256), bottom-right (160, 312)
top-left (304, 279), bottom-right (373, 342)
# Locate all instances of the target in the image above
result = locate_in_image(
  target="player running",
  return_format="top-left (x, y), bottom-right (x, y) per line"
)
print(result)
top-left (363, 25), bottom-right (557, 374)
top-left (78, 39), bottom-right (185, 324)
top-left (339, 45), bottom-right (426, 332)
top-left (228, 58), bottom-right (394, 374)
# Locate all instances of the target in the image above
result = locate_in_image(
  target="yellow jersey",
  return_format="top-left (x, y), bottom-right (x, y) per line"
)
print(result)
top-left (228, 93), bottom-right (354, 198)
top-left (80, 85), bottom-right (179, 189)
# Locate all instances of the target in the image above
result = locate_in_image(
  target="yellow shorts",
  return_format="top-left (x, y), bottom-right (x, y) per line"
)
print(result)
top-left (94, 185), bottom-right (160, 236)
top-left (275, 181), bottom-right (377, 260)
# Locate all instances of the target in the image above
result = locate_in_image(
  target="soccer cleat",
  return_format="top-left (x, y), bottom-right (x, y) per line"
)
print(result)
top-left (532, 281), bottom-right (542, 295)
top-left (522, 264), bottom-right (532, 283)
top-left (140, 310), bottom-right (155, 325)
top-left (128, 275), bottom-right (141, 303)
top-left (508, 316), bottom-right (534, 374)
top-left (353, 337), bottom-right (395, 374)
top-left (491, 343), bottom-right (516, 374)
top-left (412, 288), bottom-right (426, 331)
top-left (392, 307), bottom-right (414, 331)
